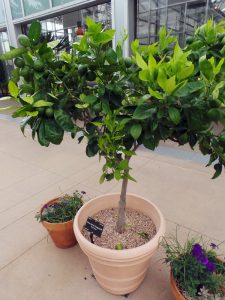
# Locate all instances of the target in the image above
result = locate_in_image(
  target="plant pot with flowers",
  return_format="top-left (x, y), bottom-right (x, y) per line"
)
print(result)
top-left (161, 235), bottom-right (225, 300)
top-left (36, 192), bottom-right (84, 249)
top-left (0, 18), bottom-right (225, 295)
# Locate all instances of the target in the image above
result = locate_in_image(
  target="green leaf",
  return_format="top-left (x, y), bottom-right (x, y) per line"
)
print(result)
top-left (98, 85), bottom-right (105, 97)
top-left (84, 95), bottom-right (97, 104)
top-left (174, 81), bottom-right (205, 97)
top-left (143, 136), bottom-right (158, 150)
top-left (47, 40), bottom-right (60, 49)
top-left (136, 52), bottom-right (147, 70)
top-left (92, 122), bottom-right (103, 126)
top-left (20, 116), bottom-right (32, 136)
top-left (106, 48), bottom-right (117, 64)
top-left (127, 174), bottom-right (137, 182)
top-left (0, 48), bottom-right (27, 61)
top-left (44, 119), bottom-right (64, 145)
top-left (93, 30), bottom-right (116, 45)
top-left (133, 104), bottom-right (156, 120)
top-left (20, 83), bottom-right (34, 94)
top-left (148, 87), bottom-right (164, 100)
top-left (164, 76), bottom-right (176, 95)
top-left (212, 81), bottom-right (225, 100)
top-left (8, 81), bottom-right (19, 98)
top-left (54, 109), bottom-right (76, 133)
top-left (61, 51), bottom-right (72, 63)
top-left (212, 163), bottom-right (222, 179)
top-left (199, 56), bottom-right (214, 81)
top-left (75, 103), bottom-right (89, 109)
top-left (139, 69), bottom-right (151, 81)
top-left (21, 96), bottom-right (34, 104)
top-left (206, 154), bottom-right (217, 167)
top-left (214, 58), bottom-right (224, 75)
top-left (37, 121), bottom-right (50, 147)
top-left (86, 16), bottom-right (96, 27)
top-left (157, 68), bottom-right (167, 92)
top-left (131, 39), bottom-right (139, 54)
top-left (33, 100), bottom-right (53, 107)
top-left (148, 53), bottom-right (157, 69)
top-left (102, 102), bottom-right (111, 114)
top-left (177, 64), bottom-right (194, 81)
top-left (99, 174), bottom-right (105, 184)
top-left (34, 71), bottom-right (44, 80)
top-left (168, 107), bottom-right (181, 125)
top-left (118, 160), bottom-right (129, 170)
top-left (114, 170), bottom-right (121, 180)
top-left (28, 20), bottom-right (41, 43)
top-left (26, 111), bottom-right (38, 117)
top-left (130, 124), bottom-right (142, 140)
top-left (86, 139), bottom-right (99, 157)
top-left (12, 106), bottom-right (30, 118)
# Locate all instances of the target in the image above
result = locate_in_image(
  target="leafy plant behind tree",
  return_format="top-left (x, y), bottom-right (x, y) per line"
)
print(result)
top-left (0, 18), bottom-right (224, 234)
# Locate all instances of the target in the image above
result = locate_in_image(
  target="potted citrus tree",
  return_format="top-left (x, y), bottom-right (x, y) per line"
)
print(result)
top-left (36, 192), bottom-right (84, 249)
top-left (0, 18), bottom-right (224, 295)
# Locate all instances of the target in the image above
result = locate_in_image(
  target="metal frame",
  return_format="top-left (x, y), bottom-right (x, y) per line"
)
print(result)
top-left (136, 0), bottom-right (225, 45)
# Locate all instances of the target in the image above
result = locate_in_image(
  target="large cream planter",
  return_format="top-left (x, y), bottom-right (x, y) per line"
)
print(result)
top-left (74, 193), bottom-right (166, 295)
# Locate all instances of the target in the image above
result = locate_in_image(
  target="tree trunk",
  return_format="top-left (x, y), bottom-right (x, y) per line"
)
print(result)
top-left (116, 163), bottom-right (129, 234)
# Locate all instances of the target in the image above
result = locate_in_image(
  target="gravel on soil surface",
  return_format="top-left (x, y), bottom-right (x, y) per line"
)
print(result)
top-left (82, 207), bottom-right (156, 249)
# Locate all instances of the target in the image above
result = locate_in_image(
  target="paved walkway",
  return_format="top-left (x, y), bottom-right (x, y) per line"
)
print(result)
top-left (0, 116), bottom-right (224, 300)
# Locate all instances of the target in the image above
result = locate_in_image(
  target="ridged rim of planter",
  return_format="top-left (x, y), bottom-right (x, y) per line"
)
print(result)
top-left (74, 193), bottom-right (166, 260)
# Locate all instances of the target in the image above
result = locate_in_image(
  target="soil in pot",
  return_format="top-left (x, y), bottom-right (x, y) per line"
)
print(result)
top-left (82, 207), bottom-right (156, 249)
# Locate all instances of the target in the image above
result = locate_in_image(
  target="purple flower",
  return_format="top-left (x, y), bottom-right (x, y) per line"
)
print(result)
top-left (206, 261), bottom-right (216, 272)
top-left (199, 254), bottom-right (209, 266)
top-left (210, 243), bottom-right (218, 249)
top-left (81, 191), bottom-right (86, 194)
top-left (192, 243), bottom-right (203, 257)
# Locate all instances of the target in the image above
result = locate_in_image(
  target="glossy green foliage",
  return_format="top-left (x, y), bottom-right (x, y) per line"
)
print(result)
top-left (1, 18), bottom-right (225, 181)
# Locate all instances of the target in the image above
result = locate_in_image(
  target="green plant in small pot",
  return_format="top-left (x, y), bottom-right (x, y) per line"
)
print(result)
top-left (0, 18), bottom-right (225, 295)
top-left (161, 235), bottom-right (225, 299)
top-left (36, 192), bottom-right (84, 249)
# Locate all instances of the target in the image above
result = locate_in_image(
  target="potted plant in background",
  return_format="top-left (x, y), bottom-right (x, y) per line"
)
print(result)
top-left (161, 234), bottom-right (225, 299)
top-left (0, 18), bottom-right (224, 295)
top-left (36, 192), bottom-right (84, 249)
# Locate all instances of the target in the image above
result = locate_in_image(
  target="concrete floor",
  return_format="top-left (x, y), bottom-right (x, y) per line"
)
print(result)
top-left (0, 116), bottom-right (224, 300)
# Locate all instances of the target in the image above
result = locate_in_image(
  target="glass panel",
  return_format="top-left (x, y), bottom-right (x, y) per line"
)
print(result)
top-left (0, 31), bottom-right (14, 92)
top-left (151, 0), bottom-right (167, 10)
top-left (22, 2), bottom-right (112, 45)
top-left (0, 0), bottom-right (5, 24)
top-left (52, 0), bottom-right (73, 6)
top-left (10, 0), bottom-right (23, 19)
top-left (23, 0), bottom-right (50, 16)
top-left (136, 0), bottom-right (224, 46)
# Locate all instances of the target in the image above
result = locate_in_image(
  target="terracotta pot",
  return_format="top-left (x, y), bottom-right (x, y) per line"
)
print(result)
top-left (41, 198), bottom-right (77, 249)
top-left (170, 272), bottom-right (185, 300)
top-left (74, 193), bottom-right (166, 295)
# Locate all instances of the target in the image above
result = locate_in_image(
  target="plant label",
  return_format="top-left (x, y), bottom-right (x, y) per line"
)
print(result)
top-left (84, 217), bottom-right (104, 237)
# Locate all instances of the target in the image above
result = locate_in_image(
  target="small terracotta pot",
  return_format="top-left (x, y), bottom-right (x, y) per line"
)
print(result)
top-left (74, 193), bottom-right (166, 295)
top-left (170, 272), bottom-right (185, 300)
top-left (40, 198), bottom-right (77, 249)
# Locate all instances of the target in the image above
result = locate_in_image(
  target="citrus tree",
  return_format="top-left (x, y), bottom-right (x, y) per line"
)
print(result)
top-left (0, 18), bottom-right (224, 234)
